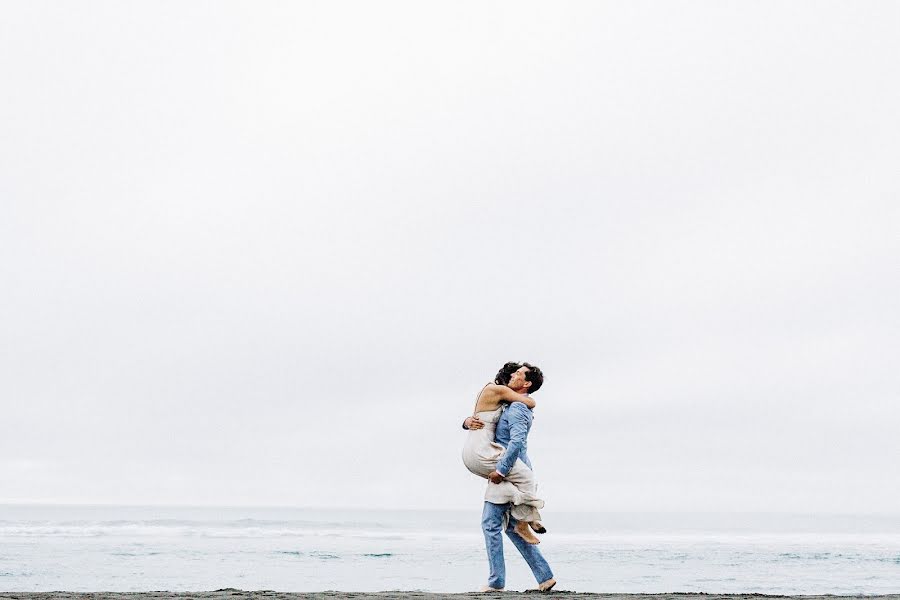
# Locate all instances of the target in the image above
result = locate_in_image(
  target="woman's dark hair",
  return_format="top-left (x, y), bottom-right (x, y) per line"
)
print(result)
top-left (494, 361), bottom-right (522, 385)
top-left (522, 362), bottom-right (544, 393)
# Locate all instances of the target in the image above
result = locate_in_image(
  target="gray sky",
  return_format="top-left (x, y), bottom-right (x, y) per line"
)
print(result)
top-left (2, 1), bottom-right (898, 513)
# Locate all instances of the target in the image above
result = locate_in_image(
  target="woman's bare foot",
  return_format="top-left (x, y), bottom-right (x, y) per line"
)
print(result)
top-left (529, 521), bottom-right (547, 534)
top-left (514, 521), bottom-right (541, 544)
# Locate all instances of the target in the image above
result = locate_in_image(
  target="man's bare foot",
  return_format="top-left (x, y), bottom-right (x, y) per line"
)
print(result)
top-left (527, 578), bottom-right (557, 592)
top-left (529, 521), bottom-right (547, 534)
top-left (515, 521), bottom-right (541, 544)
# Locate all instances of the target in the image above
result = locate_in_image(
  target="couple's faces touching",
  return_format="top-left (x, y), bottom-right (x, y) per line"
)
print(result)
top-left (508, 366), bottom-right (531, 392)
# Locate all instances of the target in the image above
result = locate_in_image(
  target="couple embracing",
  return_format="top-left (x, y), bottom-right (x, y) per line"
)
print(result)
top-left (461, 361), bottom-right (557, 592)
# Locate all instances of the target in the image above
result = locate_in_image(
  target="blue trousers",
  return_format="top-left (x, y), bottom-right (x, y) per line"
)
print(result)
top-left (482, 501), bottom-right (553, 589)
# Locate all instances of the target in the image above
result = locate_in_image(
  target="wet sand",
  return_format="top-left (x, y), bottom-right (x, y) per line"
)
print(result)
top-left (1, 592), bottom-right (898, 600)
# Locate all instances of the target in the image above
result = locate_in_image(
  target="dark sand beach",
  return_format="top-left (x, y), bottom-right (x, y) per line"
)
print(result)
top-left (2, 592), bottom-right (898, 600)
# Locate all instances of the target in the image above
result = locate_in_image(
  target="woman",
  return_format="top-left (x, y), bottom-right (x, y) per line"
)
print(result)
top-left (462, 362), bottom-right (546, 545)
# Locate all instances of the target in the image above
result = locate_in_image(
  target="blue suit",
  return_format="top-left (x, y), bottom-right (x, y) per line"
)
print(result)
top-left (482, 402), bottom-right (553, 588)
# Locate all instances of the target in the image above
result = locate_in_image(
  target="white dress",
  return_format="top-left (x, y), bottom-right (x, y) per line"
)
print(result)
top-left (462, 405), bottom-right (544, 522)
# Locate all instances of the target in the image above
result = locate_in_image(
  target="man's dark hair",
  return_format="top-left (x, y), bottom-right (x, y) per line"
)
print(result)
top-left (522, 362), bottom-right (543, 393)
top-left (494, 361), bottom-right (521, 385)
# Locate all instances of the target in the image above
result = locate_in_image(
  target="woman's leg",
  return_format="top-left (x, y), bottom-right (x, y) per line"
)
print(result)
top-left (502, 458), bottom-right (544, 523)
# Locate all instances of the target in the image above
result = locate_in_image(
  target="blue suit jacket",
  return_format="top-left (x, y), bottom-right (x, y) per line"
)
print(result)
top-left (494, 402), bottom-right (533, 476)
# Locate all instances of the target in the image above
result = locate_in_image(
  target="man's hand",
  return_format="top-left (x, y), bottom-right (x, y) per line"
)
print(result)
top-left (464, 416), bottom-right (485, 430)
top-left (489, 471), bottom-right (505, 484)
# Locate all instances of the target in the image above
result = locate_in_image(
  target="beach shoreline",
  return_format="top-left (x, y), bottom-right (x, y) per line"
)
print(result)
top-left (2, 592), bottom-right (898, 600)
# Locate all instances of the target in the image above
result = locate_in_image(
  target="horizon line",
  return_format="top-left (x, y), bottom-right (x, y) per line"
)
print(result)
top-left (2, 501), bottom-right (899, 517)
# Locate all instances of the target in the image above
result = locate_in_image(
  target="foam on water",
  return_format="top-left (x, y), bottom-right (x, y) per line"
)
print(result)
top-left (1, 505), bottom-right (898, 594)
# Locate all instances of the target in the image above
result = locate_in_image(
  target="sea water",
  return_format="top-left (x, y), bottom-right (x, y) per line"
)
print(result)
top-left (1, 505), bottom-right (898, 593)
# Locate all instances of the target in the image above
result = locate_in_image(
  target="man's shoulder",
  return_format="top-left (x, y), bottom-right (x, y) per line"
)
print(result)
top-left (505, 402), bottom-right (533, 419)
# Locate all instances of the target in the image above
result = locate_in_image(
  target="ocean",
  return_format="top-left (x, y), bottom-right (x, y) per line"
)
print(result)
top-left (1, 505), bottom-right (898, 594)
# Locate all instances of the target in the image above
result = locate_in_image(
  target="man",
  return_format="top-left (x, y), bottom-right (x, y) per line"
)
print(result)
top-left (463, 362), bottom-right (557, 592)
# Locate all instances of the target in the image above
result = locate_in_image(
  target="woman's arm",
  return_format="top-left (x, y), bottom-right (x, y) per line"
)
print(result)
top-left (491, 384), bottom-right (537, 409)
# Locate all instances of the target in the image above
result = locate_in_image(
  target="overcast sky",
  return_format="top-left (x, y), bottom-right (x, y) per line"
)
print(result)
top-left (1, 1), bottom-right (898, 514)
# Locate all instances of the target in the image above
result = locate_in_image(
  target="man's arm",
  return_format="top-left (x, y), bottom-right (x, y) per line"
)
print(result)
top-left (494, 403), bottom-right (532, 477)
top-left (462, 416), bottom-right (484, 430)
